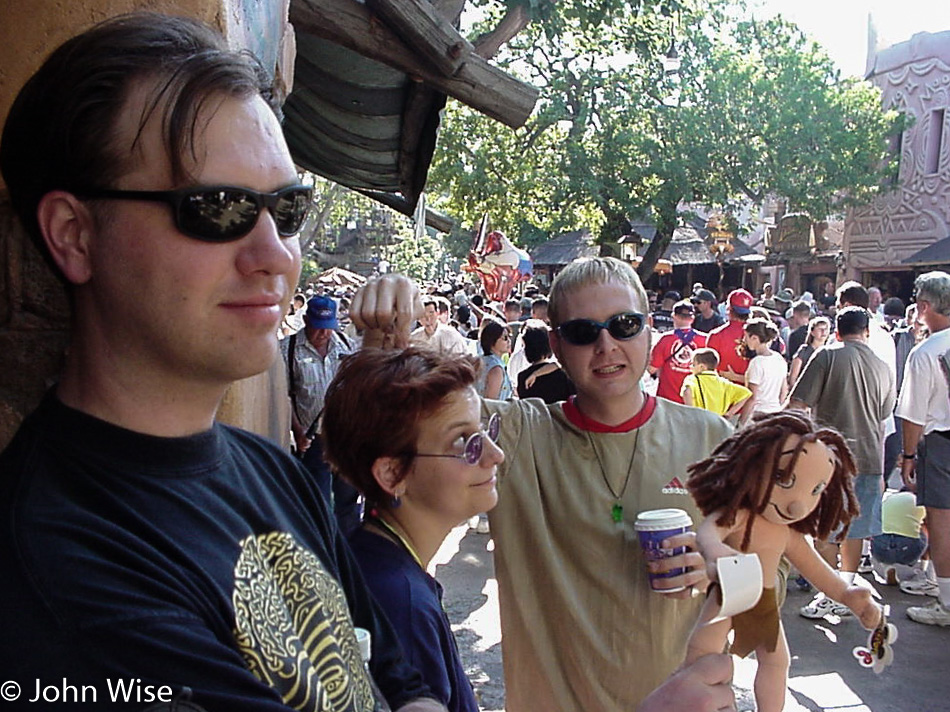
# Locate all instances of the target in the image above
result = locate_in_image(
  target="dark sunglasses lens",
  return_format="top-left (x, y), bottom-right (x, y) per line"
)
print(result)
top-left (559, 320), bottom-right (600, 345)
top-left (180, 189), bottom-right (259, 242)
top-left (273, 188), bottom-right (312, 236)
top-left (463, 433), bottom-right (483, 465)
top-left (608, 313), bottom-right (644, 339)
top-left (487, 413), bottom-right (501, 442)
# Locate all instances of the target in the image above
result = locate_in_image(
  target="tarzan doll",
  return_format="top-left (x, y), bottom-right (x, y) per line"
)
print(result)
top-left (684, 411), bottom-right (883, 712)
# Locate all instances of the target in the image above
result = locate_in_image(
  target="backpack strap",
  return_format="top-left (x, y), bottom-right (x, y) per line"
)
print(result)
top-left (287, 331), bottom-right (302, 426)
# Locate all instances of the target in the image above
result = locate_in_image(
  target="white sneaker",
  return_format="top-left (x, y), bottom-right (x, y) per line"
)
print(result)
top-left (907, 600), bottom-right (950, 627)
top-left (800, 594), bottom-right (853, 619)
top-left (872, 560), bottom-right (898, 586)
top-left (900, 578), bottom-right (940, 597)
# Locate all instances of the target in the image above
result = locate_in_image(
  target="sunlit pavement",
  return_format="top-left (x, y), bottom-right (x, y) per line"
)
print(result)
top-left (434, 525), bottom-right (949, 712)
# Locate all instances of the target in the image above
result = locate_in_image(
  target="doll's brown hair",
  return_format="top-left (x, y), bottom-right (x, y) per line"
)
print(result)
top-left (687, 410), bottom-right (859, 551)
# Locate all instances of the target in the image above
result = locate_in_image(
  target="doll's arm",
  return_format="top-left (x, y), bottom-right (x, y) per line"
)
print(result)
top-left (838, 587), bottom-right (883, 630)
top-left (784, 531), bottom-right (843, 596)
top-left (786, 532), bottom-right (882, 630)
top-left (695, 510), bottom-right (745, 581)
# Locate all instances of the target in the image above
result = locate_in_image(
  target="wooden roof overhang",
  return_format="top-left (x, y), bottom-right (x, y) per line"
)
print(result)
top-left (286, 0), bottom-right (539, 230)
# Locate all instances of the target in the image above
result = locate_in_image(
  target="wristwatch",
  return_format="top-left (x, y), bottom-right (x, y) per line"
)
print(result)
top-left (901, 452), bottom-right (917, 461)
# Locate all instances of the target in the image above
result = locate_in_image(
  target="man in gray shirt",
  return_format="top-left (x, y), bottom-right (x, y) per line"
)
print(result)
top-left (789, 306), bottom-right (895, 619)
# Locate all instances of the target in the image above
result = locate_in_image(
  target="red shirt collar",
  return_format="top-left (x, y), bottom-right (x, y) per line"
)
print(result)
top-left (562, 393), bottom-right (657, 433)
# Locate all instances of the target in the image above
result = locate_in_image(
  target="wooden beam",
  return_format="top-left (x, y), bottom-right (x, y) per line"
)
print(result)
top-left (357, 189), bottom-right (456, 234)
top-left (366, 0), bottom-right (471, 77)
top-left (290, 0), bottom-right (538, 128)
top-left (432, 0), bottom-right (467, 25)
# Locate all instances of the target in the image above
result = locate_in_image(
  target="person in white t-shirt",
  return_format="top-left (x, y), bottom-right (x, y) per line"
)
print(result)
top-left (740, 317), bottom-right (788, 426)
top-left (410, 297), bottom-right (469, 356)
top-left (896, 271), bottom-right (950, 627)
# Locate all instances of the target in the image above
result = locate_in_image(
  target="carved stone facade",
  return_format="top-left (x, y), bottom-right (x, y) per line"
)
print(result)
top-left (843, 31), bottom-right (950, 278)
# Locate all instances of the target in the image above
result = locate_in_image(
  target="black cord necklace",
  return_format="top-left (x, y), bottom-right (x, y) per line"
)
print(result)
top-left (579, 411), bottom-right (642, 529)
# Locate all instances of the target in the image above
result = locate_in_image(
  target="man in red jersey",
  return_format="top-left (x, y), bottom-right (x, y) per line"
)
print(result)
top-left (648, 300), bottom-right (708, 403)
top-left (707, 288), bottom-right (754, 384)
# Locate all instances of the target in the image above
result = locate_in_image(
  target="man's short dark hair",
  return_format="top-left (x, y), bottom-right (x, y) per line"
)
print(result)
top-left (792, 301), bottom-right (811, 316)
top-left (883, 297), bottom-right (905, 318)
top-left (522, 324), bottom-right (552, 363)
top-left (836, 281), bottom-right (870, 309)
top-left (0, 12), bottom-right (277, 271)
top-left (835, 306), bottom-right (870, 337)
top-left (434, 296), bottom-right (451, 314)
top-left (692, 347), bottom-right (719, 370)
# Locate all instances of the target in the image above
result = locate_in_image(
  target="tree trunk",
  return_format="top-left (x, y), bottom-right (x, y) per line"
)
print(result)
top-left (636, 197), bottom-right (679, 281)
top-left (300, 183), bottom-right (345, 254)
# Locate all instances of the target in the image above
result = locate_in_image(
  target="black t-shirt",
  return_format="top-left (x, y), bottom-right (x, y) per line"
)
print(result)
top-left (0, 392), bottom-right (433, 711)
top-left (651, 309), bottom-right (674, 333)
top-left (517, 362), bottom-right (576, 404)
top-left (787, 324), bottom-right (809, 362)
top-left (693, 311), bottom-right (725, 334)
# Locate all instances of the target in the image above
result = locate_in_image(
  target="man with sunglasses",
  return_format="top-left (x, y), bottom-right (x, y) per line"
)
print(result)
top-left (0, 13), bottom-right (445, 712)
top-left (351, 257), bottom-right (736, 712)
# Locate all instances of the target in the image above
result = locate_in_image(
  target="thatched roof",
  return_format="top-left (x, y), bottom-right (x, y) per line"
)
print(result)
top-left (531, 230), bottom-right (599, 267)
top-left (903, 236), bottom-right (950, 265)
top-left (663, 225), bottom-right (758, 265)
top-left (530, 224), bottom-right (759, 268)
top-left (312, 267), bottom-right (367, 288)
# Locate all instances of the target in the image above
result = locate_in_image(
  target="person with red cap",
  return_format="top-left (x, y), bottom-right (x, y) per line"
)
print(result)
top-left (707, 288), bottom-right (755, 384)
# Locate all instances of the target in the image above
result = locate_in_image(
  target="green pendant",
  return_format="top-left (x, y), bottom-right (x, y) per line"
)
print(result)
top-left (611, 503), bottom-right (624, 523)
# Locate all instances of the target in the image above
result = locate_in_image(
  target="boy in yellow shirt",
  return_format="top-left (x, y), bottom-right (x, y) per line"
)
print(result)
top-left (681, 347), bottom-right (752, 417)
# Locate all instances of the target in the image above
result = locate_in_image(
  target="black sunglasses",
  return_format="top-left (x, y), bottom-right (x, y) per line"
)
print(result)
top-left (77, 184), bottom-right (313, 242)
top-left (557, 312), bottom-right (646, 346)
top-left (415, 413), bottom-right (501, 466)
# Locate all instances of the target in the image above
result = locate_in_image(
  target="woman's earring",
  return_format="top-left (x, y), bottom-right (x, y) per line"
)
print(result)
top-left (391, 494), bottom-right (402, 508)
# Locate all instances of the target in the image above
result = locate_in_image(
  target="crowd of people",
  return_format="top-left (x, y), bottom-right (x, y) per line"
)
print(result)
top-left (1, 11), bottom-right (949, 712)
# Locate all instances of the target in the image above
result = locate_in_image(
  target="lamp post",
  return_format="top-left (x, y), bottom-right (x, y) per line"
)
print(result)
top-left (662, 39), bottom-right (681, 75)
top-left (618, 234), bottom-right (642, 264)
top-left (707, 215), bottom-right (735, 294)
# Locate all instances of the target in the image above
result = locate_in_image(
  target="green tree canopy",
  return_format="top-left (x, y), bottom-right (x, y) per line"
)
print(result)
top-left (430, 4), bottom-right (903, 277)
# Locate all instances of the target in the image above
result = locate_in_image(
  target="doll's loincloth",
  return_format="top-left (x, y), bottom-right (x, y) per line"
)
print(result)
top-left (708, 584), bottom-right (780, 658)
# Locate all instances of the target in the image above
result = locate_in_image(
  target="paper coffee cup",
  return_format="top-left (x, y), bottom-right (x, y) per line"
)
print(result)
top-left (634, 508), bottom-right (693, 593)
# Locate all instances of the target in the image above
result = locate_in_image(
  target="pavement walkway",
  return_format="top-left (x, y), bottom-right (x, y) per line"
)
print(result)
top-left (434, 524), bottom-right (948, 712)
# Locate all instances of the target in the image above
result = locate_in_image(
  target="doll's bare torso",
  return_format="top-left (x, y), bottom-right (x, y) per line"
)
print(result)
top-left (723, 510), bottom-right (789, 588)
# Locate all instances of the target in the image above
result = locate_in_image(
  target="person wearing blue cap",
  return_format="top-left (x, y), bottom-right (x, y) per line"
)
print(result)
top-left (282, 295), bottom-right (352, 447)
top-left (281, 294), bottom-right (360, 529)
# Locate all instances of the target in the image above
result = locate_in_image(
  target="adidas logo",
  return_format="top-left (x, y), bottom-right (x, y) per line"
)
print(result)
top-left (661, 477), bottom-right (688, 495)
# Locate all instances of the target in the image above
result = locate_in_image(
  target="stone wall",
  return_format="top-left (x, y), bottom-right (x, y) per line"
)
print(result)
top-left (844, 30), bottom-right (950, 274)
top-left (0, 0), bottom-right (294, 450)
